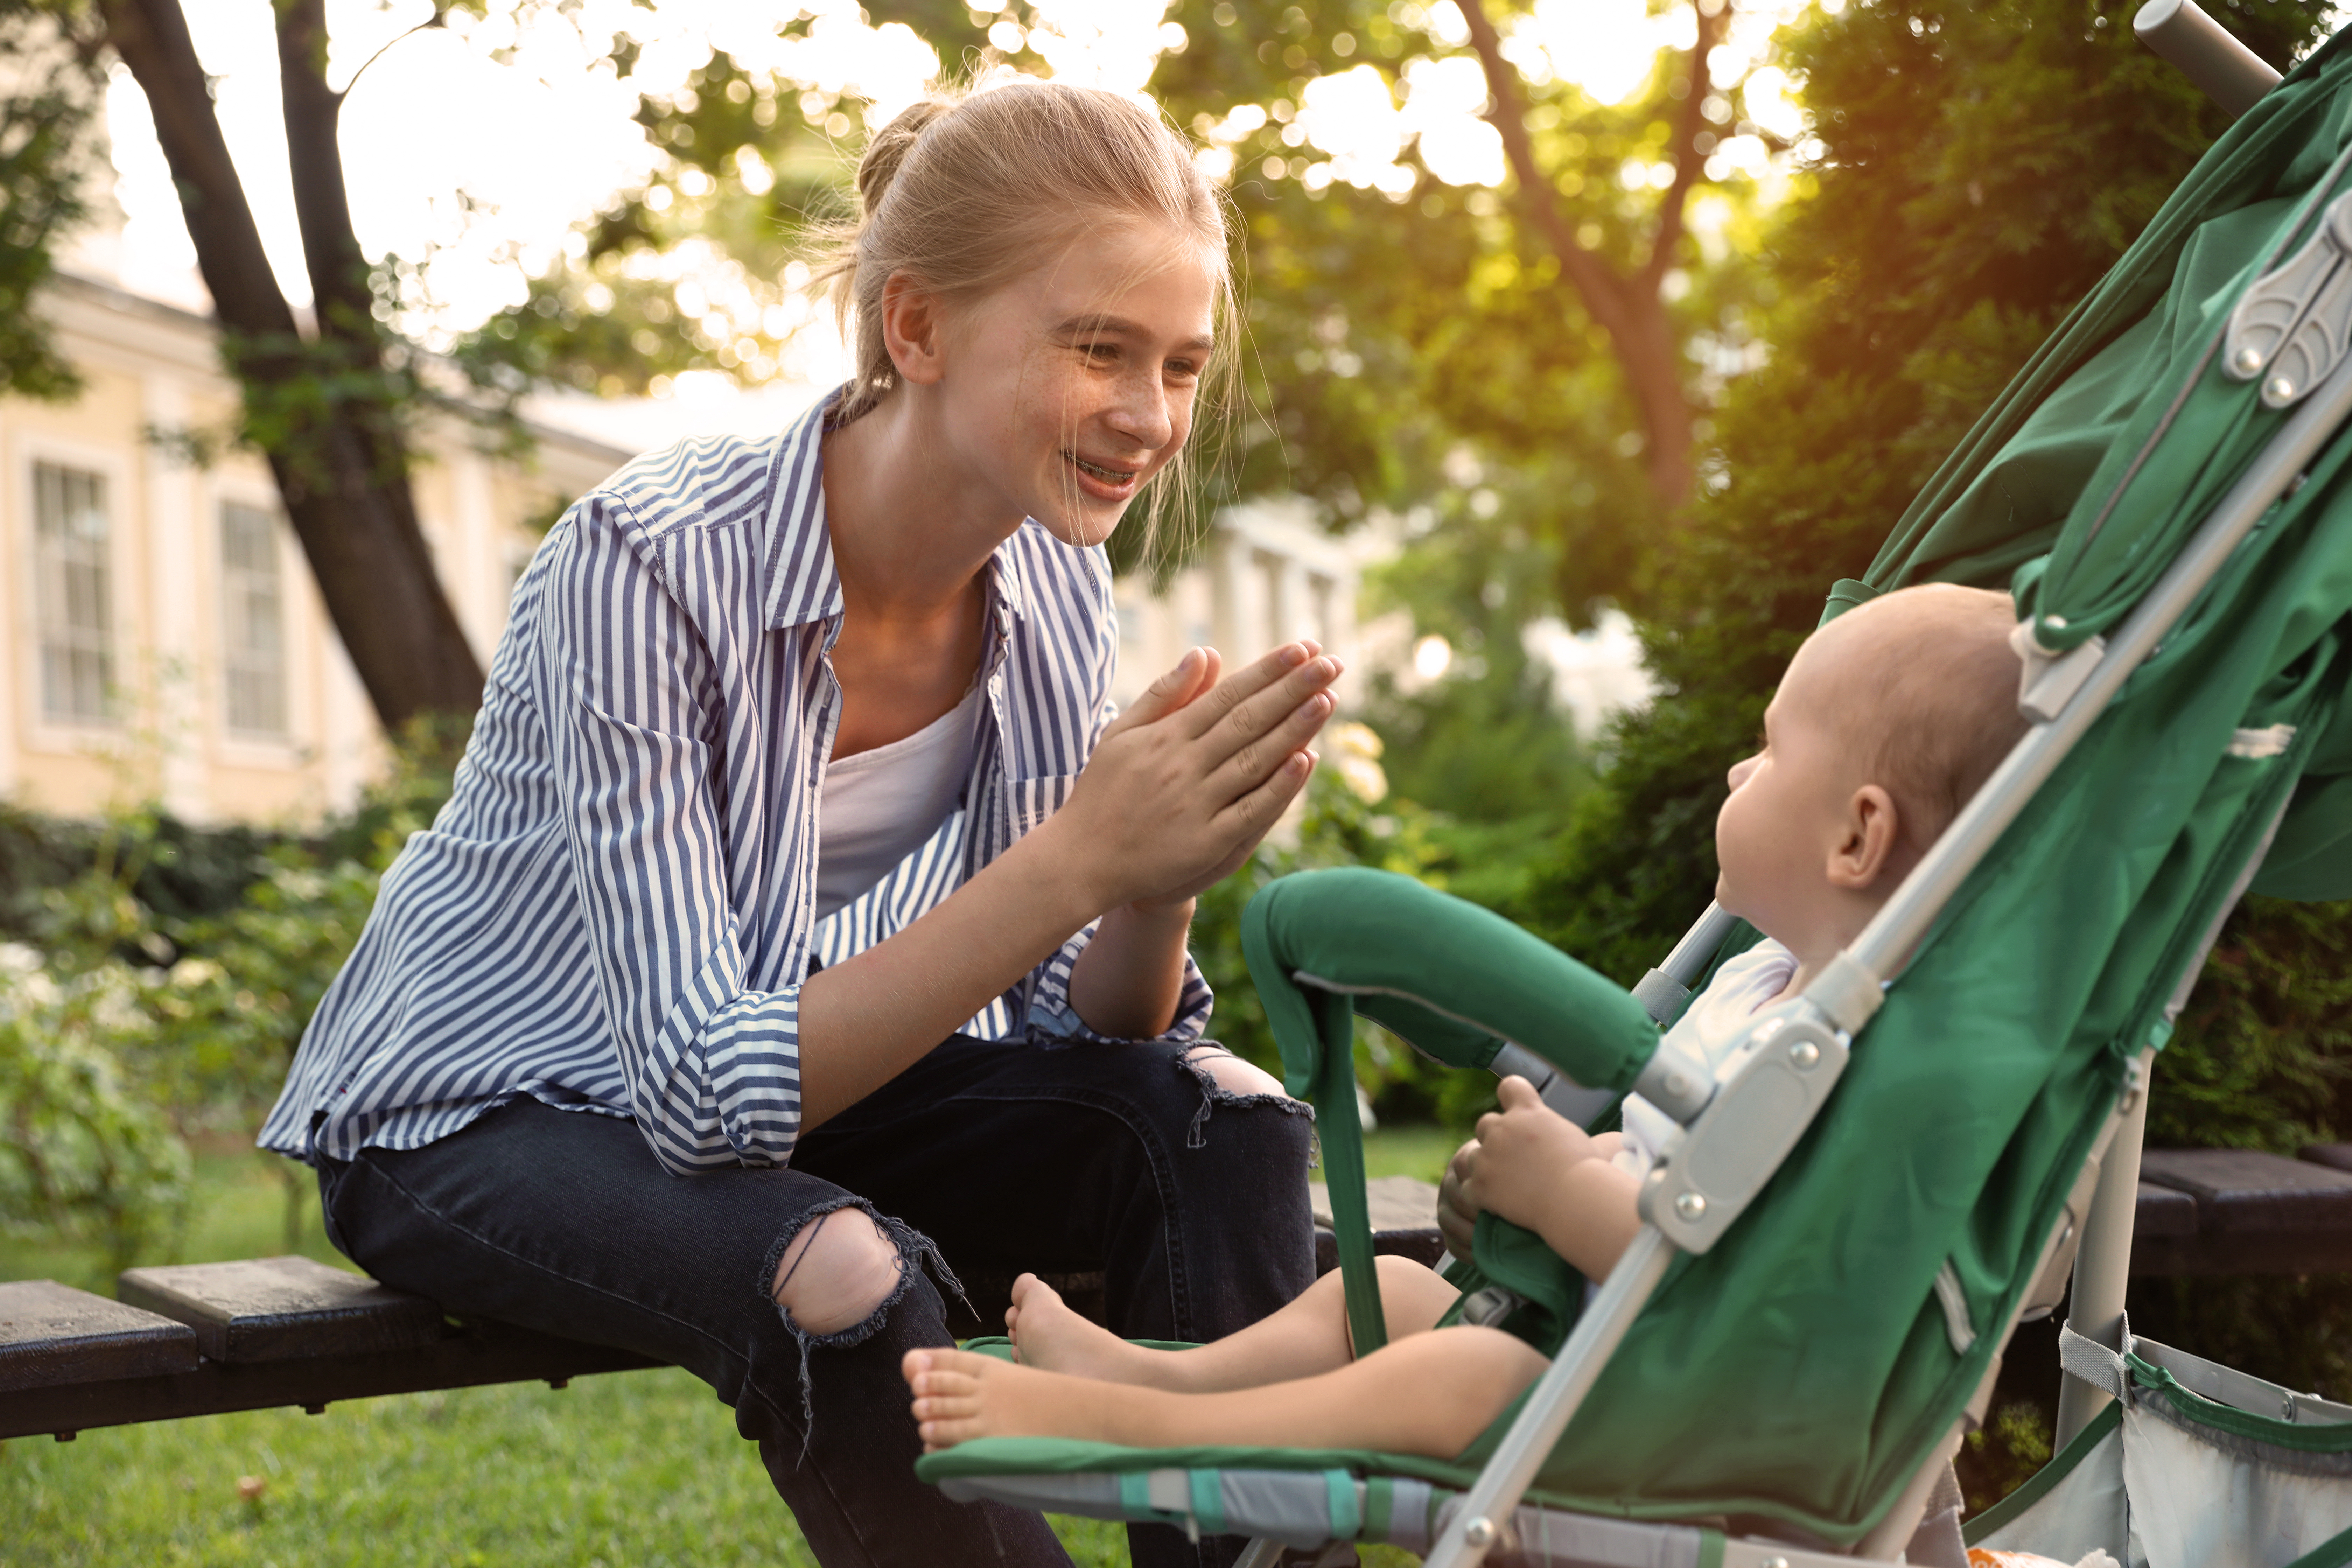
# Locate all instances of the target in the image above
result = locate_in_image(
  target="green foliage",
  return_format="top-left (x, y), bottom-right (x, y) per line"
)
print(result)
top-left (452, 48), bottom-right (856, 399)
top-left (0, 951), bottom-right (190, 1272)
top-left (0, 2), bottom-right (98, 402)
top-left (1960, 1400), bottom-right (2054, 1518)
top-left (0, 745), bottom-right (456, 1266)
top-left (2152, 895), bottom-right (2352, 1154)
top-left (1521, 0), bottom-right (2336, 980)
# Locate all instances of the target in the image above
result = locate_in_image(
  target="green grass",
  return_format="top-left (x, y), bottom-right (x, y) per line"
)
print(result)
top-left (1360, 1123), bottom-right (1463, 1186)
top-left (0, 1144), bottom-right (340, 1297)
top-left (1, 1131), bottom-right (1452, 1564)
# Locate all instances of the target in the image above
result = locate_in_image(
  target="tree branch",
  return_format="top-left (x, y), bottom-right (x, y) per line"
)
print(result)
top-left (1641, 0), bottom-right (1732, 296)
top-left (1457, 0), bottom-right (1695, 504)
top-left (278, 0), bottom-right (377, 343)
top-left (96, 0), bottom-right (299, 341)
top-left (335, 10), bottom-right (445, 103)
top-left (1456, 0), bottom-right (1634, 345)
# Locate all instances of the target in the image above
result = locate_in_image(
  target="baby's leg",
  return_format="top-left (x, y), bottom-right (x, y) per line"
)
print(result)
top-left (907, 1322), bottom-right (1546, 1460)
top-left (1009, 1254), bottom-right (1460, 1393)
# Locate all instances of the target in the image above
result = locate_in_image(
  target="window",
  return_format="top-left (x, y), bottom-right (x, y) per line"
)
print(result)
top-left (33, 462), bottom-right (113, 724)
top-left (219, 501), bottom-right (288, 739)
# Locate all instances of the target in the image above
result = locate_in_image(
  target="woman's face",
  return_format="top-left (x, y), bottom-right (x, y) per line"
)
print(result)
top-left (933, 220), bottom-right (1218, 547)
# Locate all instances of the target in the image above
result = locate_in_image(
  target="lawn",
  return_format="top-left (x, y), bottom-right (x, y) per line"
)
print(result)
top-left (1, 1132), bottom-right (1450, 1566)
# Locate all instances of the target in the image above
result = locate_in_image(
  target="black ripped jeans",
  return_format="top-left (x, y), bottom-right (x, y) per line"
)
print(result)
top-left (315, 1034), bottom-right (1317, 1568)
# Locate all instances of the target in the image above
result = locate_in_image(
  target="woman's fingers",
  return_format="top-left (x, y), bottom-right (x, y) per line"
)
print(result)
top-left (1103, 647), bottom-right (1210, 738)
top-left (1190, 658), bottom-right (1343, 801)
top-left (1212, 747), bottom-right (1314, 844)
top-left (1203, 686), bottom-right (1335, 802)
top-left (1179, 641), bottom-right (1330, 741)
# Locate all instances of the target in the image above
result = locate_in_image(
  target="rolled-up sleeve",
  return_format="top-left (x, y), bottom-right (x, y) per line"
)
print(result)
top-left (541, 497), bottom-right (803, 1174)
top-left (1020, 559), bottom-right (1214, 1045)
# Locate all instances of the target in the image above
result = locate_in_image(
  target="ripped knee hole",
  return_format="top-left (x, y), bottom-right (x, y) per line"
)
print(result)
top-left (1188, 1048), bottom-right (1289, 1101)
top-left (770, 1209), bottom-right (907, 1337)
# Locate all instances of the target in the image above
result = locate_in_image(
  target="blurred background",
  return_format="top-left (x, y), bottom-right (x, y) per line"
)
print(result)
top-left (1, 1), bottom-right (2348, 1562)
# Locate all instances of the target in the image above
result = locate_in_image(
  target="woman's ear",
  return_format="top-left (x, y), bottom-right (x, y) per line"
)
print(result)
top-left (1827, 783), bottom-right (1901, 890)
top-left (878, 273), bottom-right (948, 386)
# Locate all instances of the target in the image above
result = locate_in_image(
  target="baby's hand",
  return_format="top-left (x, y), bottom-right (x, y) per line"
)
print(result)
top-left (1461, 1075), bottom-right (1597, 1231)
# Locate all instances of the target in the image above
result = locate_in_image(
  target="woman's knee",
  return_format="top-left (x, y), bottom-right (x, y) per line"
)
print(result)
top-left (769, 1207), bottom-right (909, 1338)
top-left (1179, 1043), bottom-right (1293, 1103)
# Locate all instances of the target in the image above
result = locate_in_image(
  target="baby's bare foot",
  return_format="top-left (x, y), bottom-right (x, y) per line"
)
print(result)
top-left (1005, 1272), bottom-right (1166, 1385)
top-left (903, 1347), bottom-right (1132, 1451)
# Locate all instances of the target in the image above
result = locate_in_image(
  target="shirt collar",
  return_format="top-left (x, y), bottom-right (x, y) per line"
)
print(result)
top-left (762, 385), bottom-right (1035, 634)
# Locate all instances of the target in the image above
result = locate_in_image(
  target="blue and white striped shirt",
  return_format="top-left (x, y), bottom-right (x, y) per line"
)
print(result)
top-left (260, 392), bottom-right (1212, 1176)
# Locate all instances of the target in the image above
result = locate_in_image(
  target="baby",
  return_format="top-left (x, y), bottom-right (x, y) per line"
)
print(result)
top-left (903, 583), bottom-right (2029, 1463)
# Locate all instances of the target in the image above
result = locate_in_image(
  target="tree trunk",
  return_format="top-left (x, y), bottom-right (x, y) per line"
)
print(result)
top-left (96, 0), bottom-right (485, 745)
top-left (1458, 0), bottom-right (1704, 507)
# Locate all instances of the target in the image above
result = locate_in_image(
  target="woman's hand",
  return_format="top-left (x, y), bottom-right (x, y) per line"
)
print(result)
top-left (1049, 642), bottom-right (1341, 914)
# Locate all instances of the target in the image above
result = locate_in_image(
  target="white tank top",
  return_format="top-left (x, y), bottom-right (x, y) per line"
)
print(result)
top-left (814, 684), bottom-right (984, 919)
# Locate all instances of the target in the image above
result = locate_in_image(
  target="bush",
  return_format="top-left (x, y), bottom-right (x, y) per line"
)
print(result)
top-left (0, 944), bottom-right (190, 1271)
top-left (0, 747), bottom-right (454, 1264)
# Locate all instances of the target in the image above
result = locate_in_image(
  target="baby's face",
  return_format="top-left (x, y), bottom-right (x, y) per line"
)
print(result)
top-left (1713, 623), bottom-right (1866, 942)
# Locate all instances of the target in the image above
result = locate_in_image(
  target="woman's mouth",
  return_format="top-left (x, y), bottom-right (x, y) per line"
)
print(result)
top-left (1066, 451), bottom-right (1142, 498)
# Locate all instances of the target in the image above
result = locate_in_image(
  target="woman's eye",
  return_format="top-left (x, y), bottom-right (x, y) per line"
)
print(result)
top-left (1079, 341), bottom-right (1118, 363)
top-left (1164, 359), bottom-right (1200, 383)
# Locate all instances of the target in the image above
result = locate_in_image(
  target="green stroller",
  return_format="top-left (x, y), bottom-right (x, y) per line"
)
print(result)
top-left (918, 7), bottom-right (2352, 1563)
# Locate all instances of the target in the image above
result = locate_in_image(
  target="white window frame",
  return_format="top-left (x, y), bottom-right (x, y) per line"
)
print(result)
top-left (206, 474), bottom-right (314, 769)
top-left (15, 434), bottom-right (133, 751)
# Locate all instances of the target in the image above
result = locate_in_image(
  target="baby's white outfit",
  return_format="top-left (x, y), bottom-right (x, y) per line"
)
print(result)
top-left (1614, 939), bottom-right (1799, 1180)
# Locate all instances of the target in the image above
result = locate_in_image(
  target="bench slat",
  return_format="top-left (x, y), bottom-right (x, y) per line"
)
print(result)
top-left (2134, 1181), bottom-right (2198, 1239)
top-left (0, 1317), bottom-right (661, 1441)
top-left (0, 1281), bottom-right (201, 1393)
top-left (2134, 1148), bottom-right (2352, 1275)
top-left (117, 1256), bottom-right (445, 1364)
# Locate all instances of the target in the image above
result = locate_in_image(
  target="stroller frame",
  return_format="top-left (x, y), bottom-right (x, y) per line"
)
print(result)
top-left (1232, 106), bottom-right (2352, 1568)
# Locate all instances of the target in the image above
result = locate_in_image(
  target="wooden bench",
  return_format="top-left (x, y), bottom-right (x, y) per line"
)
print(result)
top-left (0, 1256), bottom-right (658, 1444)
top-left (4, 1147), bottom-right (2346, 1446)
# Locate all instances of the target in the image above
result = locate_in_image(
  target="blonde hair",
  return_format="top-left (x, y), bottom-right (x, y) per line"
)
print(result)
top-left (1829, 584), bottom-right (2028, 853)
top-left (814, 79), bottom-right (1235, 545)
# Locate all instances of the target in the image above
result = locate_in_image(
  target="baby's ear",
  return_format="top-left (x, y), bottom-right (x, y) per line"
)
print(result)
top-left (1829, 784), bottom-right (1901, 890)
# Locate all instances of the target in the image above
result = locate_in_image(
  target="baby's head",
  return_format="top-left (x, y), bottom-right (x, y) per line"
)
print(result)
top-left (1715, 584), bottom-right (2027, 957)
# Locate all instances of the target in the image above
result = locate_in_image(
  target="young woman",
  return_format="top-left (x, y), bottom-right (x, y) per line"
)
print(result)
top-left (261, 81), bottom-right (1333, 1568)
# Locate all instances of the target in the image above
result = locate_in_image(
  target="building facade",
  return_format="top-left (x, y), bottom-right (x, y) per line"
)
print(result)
top-left (1, 273), bottom-right (629, 824)
top-left (1110, 495), bottom-right (1370, 712)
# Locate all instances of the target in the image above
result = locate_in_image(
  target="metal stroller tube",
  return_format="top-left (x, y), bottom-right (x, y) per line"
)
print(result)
top-left (2135, 0), bottom-right (2282, 118)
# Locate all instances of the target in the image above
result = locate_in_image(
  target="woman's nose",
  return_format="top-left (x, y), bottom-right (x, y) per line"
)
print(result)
top-left (1726, 755), bottom-right (1759, 791)
top-left (1105, 374), bottom-right (1176, 450)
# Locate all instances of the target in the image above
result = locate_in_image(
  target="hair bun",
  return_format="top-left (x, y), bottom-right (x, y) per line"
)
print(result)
top-left (856, 97), bottom-right (951, 211)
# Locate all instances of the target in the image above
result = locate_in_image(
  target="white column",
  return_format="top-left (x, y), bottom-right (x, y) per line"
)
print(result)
top-left (0, 426), bottom-right (20, 799)
top-left (1211, 520), bottom-right (1247, 661)
top-left (142, 372), bottom-right (208, 821)
top-left (447, 448), bottom-right (501, 663)
top-left (319, 625), bottom-right (372, 816)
